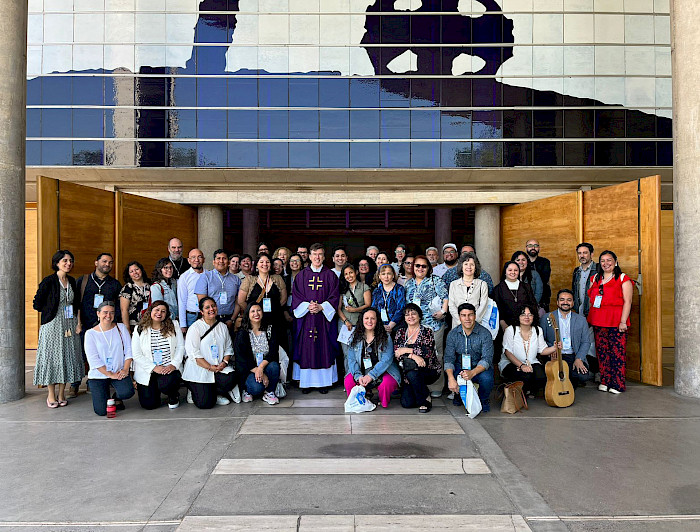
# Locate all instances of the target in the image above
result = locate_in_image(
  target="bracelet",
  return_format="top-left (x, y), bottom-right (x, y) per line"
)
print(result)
top-left (518, 364), bottom-right (523, 370)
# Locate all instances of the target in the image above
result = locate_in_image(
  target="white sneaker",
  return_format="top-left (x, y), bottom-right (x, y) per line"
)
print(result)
top-left (598, 384), bottom-right (608, 392)
top-left (168, 396), bottom-right (180, 409)
top-left (216, 395), bottom-right (231, 406)
top-left (447, 392), bottom-right (455, 400)
top-left (242, 391), bottom-right (253, 403)
top-left (608, 388), bottom-right (622, 395)
top-left (262, 392), bottom-right (279, 405)
top-left (229, 385), bottom-right (241, 404)
top-left (186, 390), bottom-right (194, 404)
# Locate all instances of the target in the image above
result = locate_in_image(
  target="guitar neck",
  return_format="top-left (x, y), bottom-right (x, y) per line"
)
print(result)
top-left (549, 313), bottom-right (563, 370)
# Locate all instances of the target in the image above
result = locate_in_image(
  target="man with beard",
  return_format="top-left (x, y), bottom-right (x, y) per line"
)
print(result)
top-left (572, 242), bottom-right (599, 378)
top-left (160, 237), bottom-right (189, 279)
top-left (297, 246), bottom-right (310, 267)
top-left (178, 248), bottom-right (205, 333)
top-left (526, 239), bottom-right (551, 311)
top-left (69, 252), bottom-right (122, 398)
top-left (433, 243), bottom-right (458, 278)
top-left (539, 289), bottom-right (592, 388)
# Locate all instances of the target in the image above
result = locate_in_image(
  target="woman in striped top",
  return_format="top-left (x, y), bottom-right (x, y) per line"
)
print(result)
top-left (132, 300), bottom-right (185, 410)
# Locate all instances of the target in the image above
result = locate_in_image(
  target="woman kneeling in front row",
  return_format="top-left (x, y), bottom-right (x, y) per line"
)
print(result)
top-left (183, 297), bottom-right (236, 409)
top-left (132, 300), bottom-right (185, 410)
top-left (234, 302), bottom-right (281, 405)
top-left (84, 300), bottom-right (135, 416)
top-left (344, 307), bottom-right (401, 408)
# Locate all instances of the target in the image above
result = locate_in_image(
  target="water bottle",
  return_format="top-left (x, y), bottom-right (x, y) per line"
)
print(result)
top-left (106, 398), bottom-right (117, 418)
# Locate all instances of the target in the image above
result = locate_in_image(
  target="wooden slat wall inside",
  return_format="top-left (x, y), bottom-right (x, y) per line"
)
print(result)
top-left (500, 191), bottom-right (582, 310)
top-left (639, 175), bottom-right (662, 386)
top-left (582, 180), bottom-right (642, 382)
top-left (57, 181), bottom-right (116, 279)
top-left (25, 204), bottom-right (38, 349)
top-left (36, 176), bottom-right (58, 281)
top-left (660, 209), bottom-right (674, 348)
top-left (116, 192), bottom-right (198, 279)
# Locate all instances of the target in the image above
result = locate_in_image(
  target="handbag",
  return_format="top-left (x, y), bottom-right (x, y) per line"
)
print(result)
top-left (499, 381), bottom-right (528, 414)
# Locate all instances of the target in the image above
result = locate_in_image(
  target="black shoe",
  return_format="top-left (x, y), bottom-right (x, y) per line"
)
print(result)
top-left (115, 401), bottom-right (125, 411)
top-left (301, 388), bottom-right (311, 394)
top-left (319, 387), bottom-right (329, 394)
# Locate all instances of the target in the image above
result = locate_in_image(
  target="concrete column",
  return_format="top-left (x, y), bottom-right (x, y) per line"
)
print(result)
top-left (242, 208), bottom-right (259, 257)
top-left (672, 1), bottom-right (700, 397)
top-left (0, 1), bottom-right (27, 403)
top-left (474, 205), bottom-right (501, 280)
top-left (197, 205), bottom-right (223, 264)
top-left (434, 208), bottom-right (452, 253)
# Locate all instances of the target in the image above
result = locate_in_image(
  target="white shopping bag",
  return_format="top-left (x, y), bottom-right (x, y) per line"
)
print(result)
top-left (344, 385), bottom-right (376, 413)
top-left (479, 298), bottom-right (499, 340)
top-left (459, 381), bottom-right (482, 419)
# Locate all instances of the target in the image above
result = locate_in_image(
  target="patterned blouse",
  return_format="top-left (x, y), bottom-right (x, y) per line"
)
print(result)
top-left (404, 275), bottom-right (448, 331)
top-left (393, 324), bottom-right (441, 383)
top-left (119, 282), bottom-right (151, 326)
top-left (371, 283), bottom-right (406, 325)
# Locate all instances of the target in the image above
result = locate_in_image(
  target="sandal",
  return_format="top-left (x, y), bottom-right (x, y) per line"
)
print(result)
top-left (46, 398), bottom-right (59, 409)
top-left (57, 399), bottom-right (68, 407)
top-left (419, 401), bottom-right (432, 414)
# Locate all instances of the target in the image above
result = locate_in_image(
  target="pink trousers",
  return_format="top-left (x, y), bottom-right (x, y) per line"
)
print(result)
top-left (344, 373), bottom-right (398, 408)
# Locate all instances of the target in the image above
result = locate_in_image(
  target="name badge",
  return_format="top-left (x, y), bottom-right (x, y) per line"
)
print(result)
top-left (462, 354), bottom-right (471, 371)
top-left (105, 356), bottom-right (113, 371)
top-left (153, 349), bottom-right (163, 365)
top-left (255, 352), bottom-right (264, 366)
top-left (363, 357), bottom-right (373, 370)
top-left (287, 295), bottom-right (292, 307)
top-left (142, 302), bottom-right (149, 311)
top-left (64, 306), bottom-right (74, 319)
top-left (593, 295), bottom-right (603, 308)
top-left (343, 296), bottom-right (349, 307)
top-left (219, 291), bottom-right (228, 305)
top-left (210, 344), bottom-right (219, 362)
top-left (380, 308), bottom-right (389, 323)
top-left (562, 337), bottom-right (572, 351)
top-left (262, 297), bottom-right (272, 313)
top-left (93, 293), bottom-right (104, 308)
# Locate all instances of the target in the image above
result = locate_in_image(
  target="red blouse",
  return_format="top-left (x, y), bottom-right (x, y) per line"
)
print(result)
top-left (587, 273), bottom-right (632, 328)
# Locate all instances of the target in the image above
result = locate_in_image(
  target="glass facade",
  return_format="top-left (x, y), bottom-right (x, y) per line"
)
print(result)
top-left (26, 0), bottom-right (672, 169)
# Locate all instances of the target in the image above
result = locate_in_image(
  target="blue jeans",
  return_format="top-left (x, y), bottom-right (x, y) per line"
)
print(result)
top-left (244, 362), bottom-right (280, 397)
top-left (88, 377), bottom-right (135, 416)
top-left (452, 361), bottom-right (494, 411)
top-left (186, 311), bottom-right (198, 327)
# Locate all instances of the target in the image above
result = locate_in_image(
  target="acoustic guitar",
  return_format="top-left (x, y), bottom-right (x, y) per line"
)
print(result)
top-left (544, 313), bottom-right (575, 408)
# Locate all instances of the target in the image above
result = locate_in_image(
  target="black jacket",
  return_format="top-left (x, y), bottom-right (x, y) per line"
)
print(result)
top-left (234, 326), bottom-right (280, 386)
top-left (33, 274), bottom-right (79, 325)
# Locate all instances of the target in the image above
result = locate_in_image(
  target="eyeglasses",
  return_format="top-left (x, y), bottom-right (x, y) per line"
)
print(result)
top-left (404, 261), bottom-right (413, 266)
top-left (526, 244), bottom-right (540, 249)
top-left (520, 312), bottom-right (534, 318)
top-left (414, 264), bottom-right (428, 269)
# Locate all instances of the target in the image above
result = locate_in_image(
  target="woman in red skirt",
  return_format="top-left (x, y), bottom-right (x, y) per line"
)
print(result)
top-left (587, 250), bottom-right (633, 394)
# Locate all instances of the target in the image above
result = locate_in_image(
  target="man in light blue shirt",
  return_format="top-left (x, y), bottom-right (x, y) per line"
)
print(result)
top-left (195, 248), bottom-right (241, 331)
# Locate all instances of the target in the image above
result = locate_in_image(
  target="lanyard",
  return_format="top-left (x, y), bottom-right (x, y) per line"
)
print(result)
top-left (170, 257), bottom-right (181, 275)
top-left (403, 326), bottom-right (420, 347)
top-left (382, 285), bottom-right (393, 309)
top-left (91, 273), bottom-right (106, 294)
top-left (98, 324), bottom-right (114, 354)
top-left (215, 270), bottom-right (228, 292)
top-left (461, 327), bottom-right (470, 357)
top-left (258, 275), bottom-right (271, 296)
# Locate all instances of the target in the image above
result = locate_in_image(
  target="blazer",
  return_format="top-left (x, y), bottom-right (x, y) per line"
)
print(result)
top-left (131, 321), bottom-right (185, 386)
top-left (234, 326), bottom-right (280, 381)
top-left (33, 274), bottom-right (79, 325)
top-left (572, 262), bottom-right (598, 317)
top-left (346, 336), bottom-right (401, 385)
top-left (539, 311), bottom-right (591, 362)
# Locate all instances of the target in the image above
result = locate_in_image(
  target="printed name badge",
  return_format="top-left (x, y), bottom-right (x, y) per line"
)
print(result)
top-left (210, 344), bottom-right (219, 362)
top-left (593, 295), bottom-right (603, 308)
top-left (142, 302), bottom-right (149, 311)
top-left (262, 297), bottom-right (272, 313)
top-left (219, 291), bottom-right (228, 305)
top-left (363, 357), bottom-right (373, 370)
top-left (93, 293), bottom-right (104, 308)
top-left (462, 354), bottom-right (471, 371)
top-left (105, 356), bottom-right (113, 371)
top-left (64, 306), bottom-right (74, 319)
top-left (255, 352), bottom-right (264, 366)
top-left (562, 337), bottom-right (572, 351)
top-left (153, 349), bottom-right (163, 365)
top-left (380, 308), bottom-right (389, 322)
top-left (343, 296), bottom-right (349, 307)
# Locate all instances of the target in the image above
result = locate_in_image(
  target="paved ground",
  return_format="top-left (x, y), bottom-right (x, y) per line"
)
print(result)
top-left (2, 365), bottom-right (700, 532)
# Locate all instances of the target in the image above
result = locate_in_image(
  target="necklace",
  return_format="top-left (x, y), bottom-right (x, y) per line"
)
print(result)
top-left (510, 288), bottom-right (518, 302)
top-left (520, 328), bottom-right (531, 363)
top-left (405, 326), bottom-right (420, 345)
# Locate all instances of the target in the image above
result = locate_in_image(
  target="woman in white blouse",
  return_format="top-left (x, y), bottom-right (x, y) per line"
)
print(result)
top-left (132, 300), bottom-right (185, 410)
top-left (84, 300), bottom-right (135, 416)
top-left (182, 297), bottom-right (236, 409)
top-left (499, 302), bottom-right (558, 397)
top-left (448, 252), bottom-right (489, 325)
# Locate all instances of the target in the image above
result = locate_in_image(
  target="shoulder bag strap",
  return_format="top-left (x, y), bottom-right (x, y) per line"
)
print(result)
top-left (200, 320), bottom-right (221, 341)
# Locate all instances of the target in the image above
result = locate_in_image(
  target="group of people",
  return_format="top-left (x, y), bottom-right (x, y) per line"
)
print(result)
top-left (32, 236), bottom-right (632, 416)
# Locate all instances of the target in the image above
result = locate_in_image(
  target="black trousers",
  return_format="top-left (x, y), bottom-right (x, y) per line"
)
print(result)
top-left (186, 372), bottom-right (237, 409)
top-left (137, 370), bottom-right (182, 410)
top-left (501, 363), bottom-right (546, 396)
top-left (400, 368), bottom-right (440, 409)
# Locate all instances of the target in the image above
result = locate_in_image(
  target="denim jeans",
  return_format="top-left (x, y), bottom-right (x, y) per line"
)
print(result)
top-left (88, 377), bottom-right (135, 416)
top-left (452, 360), bottom-right (494, 410)
top-left (186, 311), bottom-right (198, 327)
top-left (244, 361), bottom-right (280, 397)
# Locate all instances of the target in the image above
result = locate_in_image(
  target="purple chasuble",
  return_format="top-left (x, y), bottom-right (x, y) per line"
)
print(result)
top-left (292, 266), bottom-right (340, 370)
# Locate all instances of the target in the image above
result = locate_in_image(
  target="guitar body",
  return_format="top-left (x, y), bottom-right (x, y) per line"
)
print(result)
top-left (545, 358), bottom-right (575, 407)
top-left (545, 313), bottom-right (575, 408)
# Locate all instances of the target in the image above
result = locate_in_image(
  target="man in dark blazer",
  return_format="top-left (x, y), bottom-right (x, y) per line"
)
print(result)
top-left (539, 289), bottom-right (592, 388)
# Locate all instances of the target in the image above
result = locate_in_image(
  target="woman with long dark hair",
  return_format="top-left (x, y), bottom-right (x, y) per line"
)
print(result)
top-left (119, 261), bottom-right (151, 334)
top-left (132, 300), bottom-right (184, 410)
top-left (337, 263), bottom-right (372, 366)
top-left (150, 258), bottom-right (178, 319)
top-left (33, 250), bottom-right (84, 408)
top-left (355, 255), bottom-right (377, 288)
top-left (511, 251), bottom-right (543, 309)
top-left (587, 250), bottom-right (633, 394)
top-left (344, 307), bottom-right (401, 408)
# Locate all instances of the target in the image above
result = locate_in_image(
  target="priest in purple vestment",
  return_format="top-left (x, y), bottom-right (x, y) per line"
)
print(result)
top-left (292, 243), bottom-right (340, 392)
